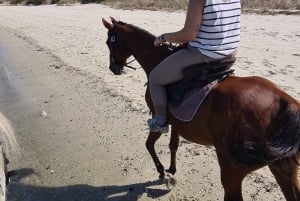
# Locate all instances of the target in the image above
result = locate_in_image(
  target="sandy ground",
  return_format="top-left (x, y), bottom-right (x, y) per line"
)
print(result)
top-left (0, 4), bottom-right (299, 201)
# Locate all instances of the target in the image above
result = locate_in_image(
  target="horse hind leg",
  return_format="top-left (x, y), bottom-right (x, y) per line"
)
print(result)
top-left (268, 157), bottom-right (300, 201)
top-left (218, 163), bottom-right (252, 201)
top-left (216, 148), bottom-right (251, 201)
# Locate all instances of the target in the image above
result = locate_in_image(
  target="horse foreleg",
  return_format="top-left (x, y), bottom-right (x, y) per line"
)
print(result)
top-left (167, 128), bottom-right (179, 175)
top-left (146, 132), bottom-right (165, 178)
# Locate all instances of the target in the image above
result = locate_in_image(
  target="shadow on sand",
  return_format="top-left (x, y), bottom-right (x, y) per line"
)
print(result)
top-left (7, 168), bottom-right (171, 201)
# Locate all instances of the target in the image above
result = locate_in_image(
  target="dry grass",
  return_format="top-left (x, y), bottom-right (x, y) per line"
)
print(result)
top-left (103, 0), bottom-right (300, 10)
top-left (103, 0), bottom-right (188, 11)
top-left (242, 0), bottom-right (300, 10)
top-left (1, 0), bottom-right (300, 12)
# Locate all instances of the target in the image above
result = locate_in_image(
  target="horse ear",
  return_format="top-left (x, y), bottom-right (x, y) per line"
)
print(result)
top-left (110, 16), bottom-right (117, 24)
top-left (102, 18), bottom-right (113, 30)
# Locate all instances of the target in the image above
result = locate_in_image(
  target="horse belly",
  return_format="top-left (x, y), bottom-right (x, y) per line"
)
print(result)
top-left (171, 109), bottom-right (214, 146)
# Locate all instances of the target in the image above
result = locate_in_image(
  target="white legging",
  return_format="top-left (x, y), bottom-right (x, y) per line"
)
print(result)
top-left (149, 45), bottom-right (234, 117)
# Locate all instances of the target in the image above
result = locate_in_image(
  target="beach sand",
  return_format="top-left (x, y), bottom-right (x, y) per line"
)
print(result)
top-left (0, 4), bottom-right (299, 201)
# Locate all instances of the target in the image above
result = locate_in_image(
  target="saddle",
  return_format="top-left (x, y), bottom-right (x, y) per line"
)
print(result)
top-left (166, 58), bottom-right (236, 107)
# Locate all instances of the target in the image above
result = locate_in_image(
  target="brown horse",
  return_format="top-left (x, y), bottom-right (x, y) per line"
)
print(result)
top-left (102, 17), bottom-right (300, 201)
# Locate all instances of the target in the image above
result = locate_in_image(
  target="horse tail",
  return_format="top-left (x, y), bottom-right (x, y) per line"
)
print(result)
top-left (267, 106), bottom-right (300, 159)
top-left (0, 112), bottom-right (18, 158)
top-left (233, 101), bottom-right (300, 167)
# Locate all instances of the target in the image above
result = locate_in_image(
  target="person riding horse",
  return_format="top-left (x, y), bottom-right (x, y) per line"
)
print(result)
top-left (148, 0), bottom-right (241, 133)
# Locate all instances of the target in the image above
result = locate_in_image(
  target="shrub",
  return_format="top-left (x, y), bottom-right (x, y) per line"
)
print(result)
top-left (51, 0), bottom-right (59, 4)
top-left (9, 0), bottom-right (23, 4)
top-left (81, 0), bottom-right (104, 4)
top-left (25, 0), bottom-right (43, 5)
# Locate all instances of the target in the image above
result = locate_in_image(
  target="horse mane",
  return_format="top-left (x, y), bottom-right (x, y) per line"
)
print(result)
top-left (117, 21), bottom-right (156, 40)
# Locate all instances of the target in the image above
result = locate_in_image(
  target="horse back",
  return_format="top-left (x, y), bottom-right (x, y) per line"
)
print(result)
top-left (213, 76), bottom-right (299, 112)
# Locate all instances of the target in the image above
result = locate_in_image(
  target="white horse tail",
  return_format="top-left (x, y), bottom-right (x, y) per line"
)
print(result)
top-left (0, 112), bottom-right (19, 201)
top-left (0, 112), bottom-right (18, 158)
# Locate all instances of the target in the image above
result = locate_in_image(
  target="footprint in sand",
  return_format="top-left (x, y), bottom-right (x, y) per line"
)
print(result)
top-left (262, 59), bottom-right (278, 76)
top-left (285, 65), bottom-right (297, 73)
top-left (292, 53), bottom-right (300, 57)
top-left (237, 57), bottom-right (253, 70)
top-left (263, 59), bottom-right (276, 68)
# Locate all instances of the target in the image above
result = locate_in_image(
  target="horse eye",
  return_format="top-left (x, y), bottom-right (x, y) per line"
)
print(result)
top-left (110, 36), bottom-right (116, 43)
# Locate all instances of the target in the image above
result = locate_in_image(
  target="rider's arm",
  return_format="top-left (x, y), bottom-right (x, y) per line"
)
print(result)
top-left (154, 0), bottom-right (204, 46)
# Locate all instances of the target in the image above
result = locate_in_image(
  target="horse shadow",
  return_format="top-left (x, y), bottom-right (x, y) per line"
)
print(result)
top-left (7, 168), bottom-right (170, 201)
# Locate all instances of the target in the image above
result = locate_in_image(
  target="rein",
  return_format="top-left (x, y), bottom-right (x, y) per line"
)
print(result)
top-left (123, 58), bottom-right (137, 70)
top-left (123, 42), bottom-right (179, 71)
top-left (123, 49), bottom-right (151, 70)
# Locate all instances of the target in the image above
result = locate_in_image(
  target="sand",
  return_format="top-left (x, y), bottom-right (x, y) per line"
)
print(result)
top-left (0, 4), bottom-right (299, 201)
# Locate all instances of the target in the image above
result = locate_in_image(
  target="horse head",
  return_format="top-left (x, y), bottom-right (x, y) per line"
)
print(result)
top-left (102, 17), bottom-right (174, 76)
top-left (102, 17), bottom-right (134, 75)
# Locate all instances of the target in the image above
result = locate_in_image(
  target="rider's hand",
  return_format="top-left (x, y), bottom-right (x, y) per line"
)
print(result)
top-left (154, 34), bottom-right (166, 46)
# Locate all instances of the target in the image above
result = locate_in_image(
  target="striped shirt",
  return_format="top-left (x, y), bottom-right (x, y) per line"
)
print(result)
top-left (189, 0), bottom-right (241, 59)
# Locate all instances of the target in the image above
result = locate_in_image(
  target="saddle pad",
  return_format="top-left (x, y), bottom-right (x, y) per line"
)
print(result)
top-left (168, 80), bottom-right (218, 122)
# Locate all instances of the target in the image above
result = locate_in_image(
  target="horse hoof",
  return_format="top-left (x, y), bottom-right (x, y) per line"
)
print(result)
top-left (164, 173), bottom-right (176, 190)
top-left (159, 172), bottom-right (165, 179)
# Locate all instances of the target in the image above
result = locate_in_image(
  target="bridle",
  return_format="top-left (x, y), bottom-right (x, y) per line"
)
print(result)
top-left (107, 24), bottom-right (178, 75)
top-left (107, 27), bottom-right (151, 74)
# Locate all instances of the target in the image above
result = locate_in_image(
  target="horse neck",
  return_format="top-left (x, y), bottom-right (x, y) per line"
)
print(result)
top-left (127, 31), bottom-right (170, 77)
top-left (136, 46), bottom-right (170, 77)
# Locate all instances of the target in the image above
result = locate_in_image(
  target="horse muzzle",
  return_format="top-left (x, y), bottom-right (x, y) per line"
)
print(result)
top-left (109, 63), bottom-right (124, 75)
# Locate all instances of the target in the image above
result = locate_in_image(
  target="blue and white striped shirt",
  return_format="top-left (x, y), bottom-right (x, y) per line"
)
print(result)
top-left (189, 0), bottom-right (241, 59)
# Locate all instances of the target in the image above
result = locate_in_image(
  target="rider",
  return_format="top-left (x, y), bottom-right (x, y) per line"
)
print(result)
top-left (148, 0), bottom-right (241, 133)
